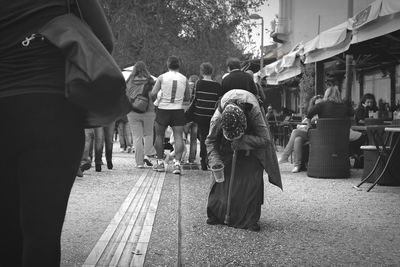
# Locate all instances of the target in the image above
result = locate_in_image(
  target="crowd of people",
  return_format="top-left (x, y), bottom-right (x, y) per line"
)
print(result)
top-left (2, 1), bottom-right (387, 265)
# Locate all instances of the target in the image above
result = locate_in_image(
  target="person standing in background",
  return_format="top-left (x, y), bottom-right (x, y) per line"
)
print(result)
top-left (150, 56), bottom-right (191, 174)
top-left (183, 74), bottom-right (200, 165)
top-left (246, 70), bottom-right (266, 111)
top-left (126, 61), bottom-right (156, 168)
top-left (116, 114), bottom-right (133, 153)
top-left (192, 62), bottom-right (222, 170)
top-left (93, 123), bottom-right (116, 172)
top-left (0, 0), bottom-right (114, 265)
top-left (221, 57), bottom-right (258, 96)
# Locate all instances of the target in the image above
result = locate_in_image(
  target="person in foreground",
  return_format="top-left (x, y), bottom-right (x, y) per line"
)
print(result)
top-left (0, 0), bottom-right (114, 265)
top-left (206, 89), bottom-right (282, 231)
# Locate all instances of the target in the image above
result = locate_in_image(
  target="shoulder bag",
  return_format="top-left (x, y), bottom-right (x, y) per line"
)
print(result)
top-left (127, 77), bottom-right (154, 113)
top-left (37, 0), bottom-right (130, 128)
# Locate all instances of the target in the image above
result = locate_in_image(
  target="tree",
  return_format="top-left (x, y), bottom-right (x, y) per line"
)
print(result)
top-left (299, 63), bottom-right (315, 114)
top-left (100, 0), bottom-right (266, 76)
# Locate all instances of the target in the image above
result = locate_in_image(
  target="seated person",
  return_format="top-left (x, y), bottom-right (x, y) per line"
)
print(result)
top-left (354, 93), bottom-right (377, 125)
top-left (266, 105), bottom-right (277, 123)
top-left (278, 95), bottom-right (323, 172)
top-left (306, 83), bottom-right (365, 170)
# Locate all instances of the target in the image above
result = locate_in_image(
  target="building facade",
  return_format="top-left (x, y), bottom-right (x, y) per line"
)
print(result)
top-left (268, 0), bottom-right (399, 114)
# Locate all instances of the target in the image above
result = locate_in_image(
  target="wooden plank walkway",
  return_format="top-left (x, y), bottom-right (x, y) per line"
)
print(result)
top-left (82, 169), bottom-right (166, 267)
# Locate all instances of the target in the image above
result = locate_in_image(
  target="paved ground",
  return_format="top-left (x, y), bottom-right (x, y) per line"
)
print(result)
top-left (61, 144), bottom-right (400, 266)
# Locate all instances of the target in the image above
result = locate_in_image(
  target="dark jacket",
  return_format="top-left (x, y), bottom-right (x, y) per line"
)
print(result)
top-left (354, 105), bottom-right (377, 124)
top-left (221, 70), bottom-right (258, 97)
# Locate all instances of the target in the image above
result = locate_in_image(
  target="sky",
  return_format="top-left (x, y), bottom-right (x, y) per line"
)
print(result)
top-left (248, 0), bottom-right (279, 55)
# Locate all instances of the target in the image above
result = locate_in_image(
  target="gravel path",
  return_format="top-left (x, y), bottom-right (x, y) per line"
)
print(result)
top-left (147, 154), bottom-right (400, 266)
top-left (61, 147), bottom-right (400, 266)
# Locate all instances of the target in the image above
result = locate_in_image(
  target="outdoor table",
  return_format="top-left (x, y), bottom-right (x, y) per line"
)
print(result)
top-left (354, 125), bottom-right (400, 192)
top-left (351, 125), bottom-right (366, 132)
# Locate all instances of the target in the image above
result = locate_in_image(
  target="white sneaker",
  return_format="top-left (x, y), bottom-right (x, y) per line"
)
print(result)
top-left (172, 163), bottom-right (181, 175)
top-left (291, 166), bottom-right (301, 173)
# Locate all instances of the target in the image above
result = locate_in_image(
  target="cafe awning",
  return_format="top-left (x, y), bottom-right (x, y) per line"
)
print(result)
top-left (262, 45), bottom-right (303, 85)
top-left (350, 0), bottom-right (400, 44)
top-left (302, 21), bottom-right (352, 64)
top-left (262, 0), bottom-right (400, 83)
top-left (302, 0), bottom-right (400, 64)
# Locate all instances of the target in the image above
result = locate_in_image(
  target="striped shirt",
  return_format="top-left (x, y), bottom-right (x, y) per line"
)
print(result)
top-left (193, 80), bottom-right (221, 120)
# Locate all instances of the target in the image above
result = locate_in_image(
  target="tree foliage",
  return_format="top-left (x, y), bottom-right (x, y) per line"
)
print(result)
top-left (100, 0), bottom-right (266, 76)
top-left (299, 63), bottom-right (315, 114)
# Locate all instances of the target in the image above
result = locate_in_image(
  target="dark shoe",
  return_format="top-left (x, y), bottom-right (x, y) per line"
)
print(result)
top-left (144, 158), bottom-right (153, 167)
top-left (95, 164), bottom-right (102, 172)
top-left (76, 168), bottom-right (83, 177)
top-left (107, 161), bottom-right (113, 170)
top-left (80, 162), bottom-right (91, 172)
top-left (201, 160), bottom-right (208, 171)
top-left (206, 217), bottom-right (219, 225)
top-left (248, 222), bottom-right (260, 232)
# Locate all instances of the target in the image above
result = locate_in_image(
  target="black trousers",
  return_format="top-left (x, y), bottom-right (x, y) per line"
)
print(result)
top-left (197, 122), bottom-right (210, 162)
top-left (0, 94), bottom-right (84, 267)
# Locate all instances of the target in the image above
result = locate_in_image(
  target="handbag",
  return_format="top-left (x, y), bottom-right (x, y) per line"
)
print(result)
top-left (38, 3), bottom-right (130, 128)
top-left (127, 77), bottom-right (153, 113)
top-left (131, 95), bottom-right (149, 113)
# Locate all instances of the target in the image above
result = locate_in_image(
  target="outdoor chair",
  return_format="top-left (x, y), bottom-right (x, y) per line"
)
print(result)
top-left (360, 123), bottom-right (400, 186)
top-left (307, 118), bottom-right (351, 178)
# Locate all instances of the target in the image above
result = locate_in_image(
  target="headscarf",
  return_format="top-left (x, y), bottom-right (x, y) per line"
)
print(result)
top-left (221, 103), bottom-right (247, 141)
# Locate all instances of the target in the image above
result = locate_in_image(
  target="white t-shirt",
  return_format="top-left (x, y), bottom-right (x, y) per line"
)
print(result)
top-left (155, 70), bottom-right (188, 110)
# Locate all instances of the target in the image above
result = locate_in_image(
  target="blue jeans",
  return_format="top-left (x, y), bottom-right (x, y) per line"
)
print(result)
top-left (184, 121), bottom-right (198, 163)
top-left (127, 111), bottom-right (156, 165)
top-left (281, 128), bottom-right (309, 160)
top-left (197, 122), bottom-right (210, 163)
top-left (117, 121), bottom-right (132, 150)
top-left (82, 122), bottom-right (115, 166)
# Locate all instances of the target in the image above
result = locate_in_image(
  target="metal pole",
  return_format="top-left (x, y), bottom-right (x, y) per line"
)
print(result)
top-left (260, 18), bottom-right (264, 71)
top-left (344, 0), bottom-right (354, 103)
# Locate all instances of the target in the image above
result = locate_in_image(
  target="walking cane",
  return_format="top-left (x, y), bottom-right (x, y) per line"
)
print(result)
top-left (224, 149), bottom-right (238, 225)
